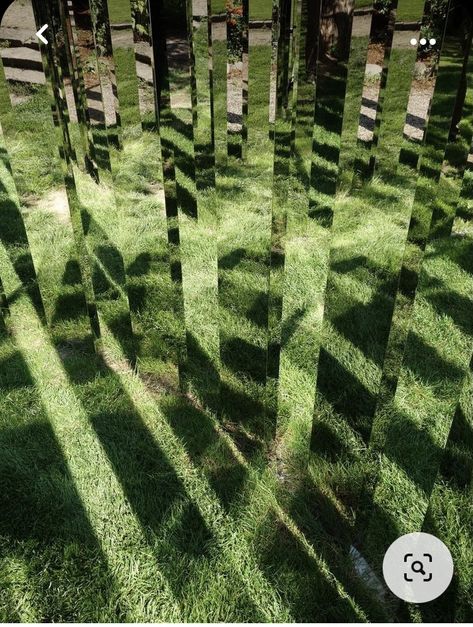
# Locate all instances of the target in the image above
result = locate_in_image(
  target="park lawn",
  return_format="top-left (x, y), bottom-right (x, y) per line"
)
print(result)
top-left (107, 0), bottom-right (423, 25)
top-left (397, 0), bottom-right (425, 22)
top-left (106, 0), bottom-right (132, 24)
top-left (212, 0), bottom-right (273, 19)
top-left (0, 27), bottom-right (472, 627)
top-left (355, 0), bottom-right (425, 22)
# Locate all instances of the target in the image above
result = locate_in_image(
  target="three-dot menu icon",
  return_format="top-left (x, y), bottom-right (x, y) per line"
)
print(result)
top-left (410, 37), bottom-right (437, 46)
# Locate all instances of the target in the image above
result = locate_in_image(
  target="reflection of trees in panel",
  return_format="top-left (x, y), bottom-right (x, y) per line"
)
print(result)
top-left (89, 0), bottom-right (187, 381)
top-left (33, 0), bottom-right (102, 348)
top-left (266, 0), bottom-right (294, 419)
top-left (63, 0), bottom-right (137, 364)
top-left (61, 0), bottom-right (100, 180)
top-left (352, 9), bottom-right (473, 571)
top-left (306, 0), bottom-right (355, 73)
top-left (189, 0), bottom-right (216, 190)
top-left (147, 0), bottom-right (189, 383)
top-left (0, 0), bottom-right (98, 347)
top-left (353, 0), bottom-right (399, 179)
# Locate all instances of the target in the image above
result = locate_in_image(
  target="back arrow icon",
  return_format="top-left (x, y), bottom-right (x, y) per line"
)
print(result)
top-left (36, 24), bottom-right (48, 44)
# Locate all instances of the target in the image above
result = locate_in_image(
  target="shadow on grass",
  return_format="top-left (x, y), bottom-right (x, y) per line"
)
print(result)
top-left (0, 332), bottom-right (115, 622)
top-left (0, 170), bottom-right (46, 323)
top-left (80, 208), bottom-right (136, 363)
top-left (282, 477), bottom-right (390, 621)
top-left (161, 111), bottom-right (197, 219)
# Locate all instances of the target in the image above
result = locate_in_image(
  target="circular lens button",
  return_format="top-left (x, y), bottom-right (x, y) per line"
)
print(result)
top-left (383, 532), bottom-right (453, 603)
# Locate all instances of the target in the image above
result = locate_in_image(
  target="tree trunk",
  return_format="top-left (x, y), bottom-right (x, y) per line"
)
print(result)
top-left (306, 0), bottom-right (353, 75)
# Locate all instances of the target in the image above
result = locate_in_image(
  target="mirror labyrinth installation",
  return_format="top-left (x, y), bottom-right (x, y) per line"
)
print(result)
top-left (0, 0), bottom-right (472, 622)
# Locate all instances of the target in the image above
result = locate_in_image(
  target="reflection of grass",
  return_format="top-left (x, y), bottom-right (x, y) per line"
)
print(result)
top-left (0, 30), bottom-right (472, 626)
top-left (355, 0), bottom-right (424, 21)
top-left (106, 0), bottom-right (132, 24)
top-left (212, 0), bottom-right (272, 19)
top-left (397, 0), bottom-right (425, 22)
top-left (0, 82), bottom-right (63, 195)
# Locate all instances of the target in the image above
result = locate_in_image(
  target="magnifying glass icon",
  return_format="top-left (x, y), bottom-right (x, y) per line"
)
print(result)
top-left (411, 560), bottom-right (426, 575)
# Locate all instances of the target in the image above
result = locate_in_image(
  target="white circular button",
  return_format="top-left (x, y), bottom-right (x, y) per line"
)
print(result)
top-left (410, 38), bottom-right (417, 46)
top-left (420, 38), bottom-right (427, 45)
top-left (383, 533), bottom-right (453, 603)
top-left (429, 38), bottom-right (437, 46)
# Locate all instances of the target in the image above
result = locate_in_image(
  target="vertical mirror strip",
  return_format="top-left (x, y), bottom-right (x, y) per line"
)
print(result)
top-left (162, 0), bottom-right (197, 220)
top-left (280, 1), bottom-right (367, 458)
top-left (209, 0), bottom-right (228, 168)
top-left (92, 0), bottom-right (187, 382)
top-left (0, 56), bottom-right (45, 324)
top-left (290, 0), bottom-right (318, 230)
top-left (146, 0), bottom-right (188, 384)
top-left (37, 0), bottom-right (102, 348)
top-left (225, 0), bottom-right (247, 158)
top-left (266, 0), bottom-right (293, 422)
top-left (190, 0), bottom-right (216, 190)
top-left (352, 0), bottom-right (399, 180)
top-left (215, 0), bottom-right (276, 449)
top-left (308, 0), bottom-right (426, 472)
top-left (65, 0), bottom-right (136, 364)
top-left (176, 0), bottom-right (220, 409)
top-left (0, 0), bottom-right (99, 351)
top-left (372, 3), bottom-right (427, 175)
top-left (61, 0), bottom-right (99, 181)
top-left (354, 5), bottom-right (473, 569)
top-left (335, 2), bottom-right (372, 186)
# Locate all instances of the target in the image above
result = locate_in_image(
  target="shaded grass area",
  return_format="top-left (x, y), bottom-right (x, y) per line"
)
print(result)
top-left (0, 258), bottom-right (370, 621)
top-left (0, 24), bottom-right (471, 624)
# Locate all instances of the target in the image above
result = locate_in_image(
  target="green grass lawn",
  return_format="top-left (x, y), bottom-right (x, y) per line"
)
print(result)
top-left (397, 0), bottom-right (425, 22)
top-left (212, 0), bottom-right (273, 19)
top-left (355, 0), bottom-right (425, 22)
top-left (0, 4), bottom-right (472, 623)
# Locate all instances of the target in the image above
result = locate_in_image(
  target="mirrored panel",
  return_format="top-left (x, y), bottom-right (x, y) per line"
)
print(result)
top-left (161, 0), bottom-right (198, 219)
top-left (267, 0), bottom-right (295, 412)
top-left (209, 0), bottom-right (228, 168)
top-left (377, 1), bottom-right (436, 174)
top-left (224, 0), bottom-right (248, 158)
top-left (214, 0), bottom-right (276, 448)
top-left (335, 1), bottom-right (372, 186)
top-left (309, 0), bottom-right (427, 466)
top-left (94, 0), bottom-right (188, 383)
top-left (191, 0), bottom-right (216, 190)
top-left (65, 0), bottom-right (112, 174)
top-left (0, 0), bottom-right (100, 353)
top-left (0, 60), bottom-right (45, 326)
top-left (61, 0), bottom-right (137, 363)
top-left (170, 0), bottom-right (220, 409)
top-left (300, 3), bottom-right (468, 568)
top-left (289, 0), bottom-right (318, 229)
top-left (352, 0), bottom-right (399, 179)
top-left (353, 5), bottom-right (473, 570)
top-left (277, 0), bottom-right (365, 454)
